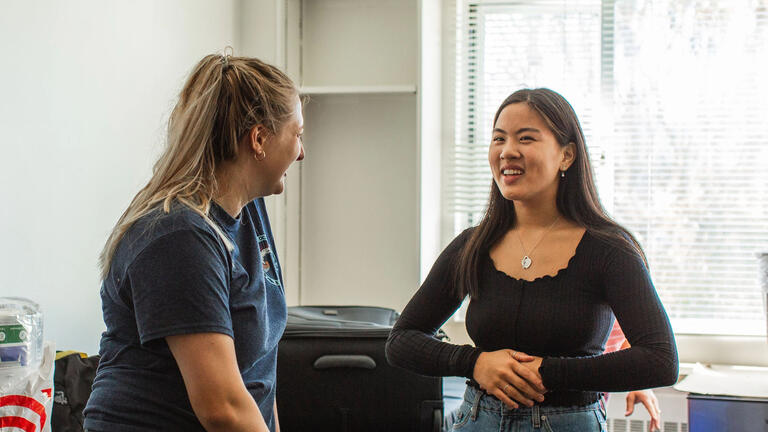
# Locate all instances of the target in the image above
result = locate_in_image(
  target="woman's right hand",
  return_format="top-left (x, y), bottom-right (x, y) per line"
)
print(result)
top-left (472, 349), bottom-right (547, 409)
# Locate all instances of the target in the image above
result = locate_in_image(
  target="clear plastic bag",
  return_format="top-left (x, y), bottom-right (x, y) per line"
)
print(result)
top-left (0, 297), bottom-right (44, 370)
top-left (0, 297), bottom-right (52, 431)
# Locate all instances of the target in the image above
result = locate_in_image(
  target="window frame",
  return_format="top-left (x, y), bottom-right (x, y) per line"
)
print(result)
top-left (436, 0), bottom-right (768, 367)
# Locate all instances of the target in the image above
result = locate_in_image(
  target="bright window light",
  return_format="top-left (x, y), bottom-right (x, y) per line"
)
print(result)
top-left (447, 0), bottom-right (768, 336)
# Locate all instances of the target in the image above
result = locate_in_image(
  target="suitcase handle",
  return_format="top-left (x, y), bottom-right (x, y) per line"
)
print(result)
top-left (313, 355), bottom-right (377, 370)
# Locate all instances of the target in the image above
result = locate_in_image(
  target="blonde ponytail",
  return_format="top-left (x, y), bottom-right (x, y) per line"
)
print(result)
top-left (99, 53), bottom-right (298, 280)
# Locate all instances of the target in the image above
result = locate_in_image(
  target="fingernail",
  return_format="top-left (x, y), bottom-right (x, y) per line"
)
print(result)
top-left (537, 396), bottom-right (545, 402)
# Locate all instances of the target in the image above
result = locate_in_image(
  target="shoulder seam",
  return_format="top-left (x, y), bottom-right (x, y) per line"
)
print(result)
top-left (121, 227), bottom-right (230, 282)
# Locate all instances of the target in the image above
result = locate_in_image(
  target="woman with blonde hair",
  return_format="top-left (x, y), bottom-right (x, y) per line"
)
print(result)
top-left (83, 52), bottom-right (304, 432)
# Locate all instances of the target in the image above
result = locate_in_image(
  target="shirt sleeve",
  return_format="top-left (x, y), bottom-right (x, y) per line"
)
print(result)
top-left (127, 229), bottom-right (234, 345)
top-left (539, 243), bottom-right (679, 391)
top-left (385, 229), bottom-right (483, 378)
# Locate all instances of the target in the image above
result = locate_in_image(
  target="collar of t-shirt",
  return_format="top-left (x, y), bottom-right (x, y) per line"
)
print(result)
top-left (210, 201), bottom-right (242, 241)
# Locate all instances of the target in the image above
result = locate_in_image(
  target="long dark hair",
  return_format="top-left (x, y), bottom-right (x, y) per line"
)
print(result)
top-left (453, 88), bottom-right (646, 299)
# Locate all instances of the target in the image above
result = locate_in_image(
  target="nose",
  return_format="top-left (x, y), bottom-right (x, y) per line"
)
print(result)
top-left (296, 143), bottom-right (305, 161)
top-left (499, 142), bottom-right (521, 160)
top-left (499, 137), bottom-right (521, 160)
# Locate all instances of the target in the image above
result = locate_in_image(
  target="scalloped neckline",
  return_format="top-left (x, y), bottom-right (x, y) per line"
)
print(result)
top-left (488, 230), bottom-right (589, 283)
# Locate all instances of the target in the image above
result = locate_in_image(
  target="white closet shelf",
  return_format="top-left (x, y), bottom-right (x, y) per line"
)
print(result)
top-left (299, 85), bottom-right (417, 95)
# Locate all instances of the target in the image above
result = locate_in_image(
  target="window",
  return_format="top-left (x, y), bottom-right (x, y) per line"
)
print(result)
top-left (446, 0), bottom-right (768, 336)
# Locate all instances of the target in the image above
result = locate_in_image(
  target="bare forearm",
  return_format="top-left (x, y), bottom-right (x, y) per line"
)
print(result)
top-left (274, 400), bottom-right (280, 432)
top-left (197, 392), bottom-right (268, 432)
top-left (166, 333), bottom-right (270, 432)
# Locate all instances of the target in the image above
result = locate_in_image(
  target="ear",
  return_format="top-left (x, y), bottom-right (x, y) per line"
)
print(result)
top-left (247, 125), bottom-right (269, 155)
top-left (560, 142), bottom-right (576, 170)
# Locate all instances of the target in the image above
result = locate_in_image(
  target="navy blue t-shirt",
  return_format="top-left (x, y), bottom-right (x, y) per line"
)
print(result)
top-left (84, 199), bottom-right (286, 432)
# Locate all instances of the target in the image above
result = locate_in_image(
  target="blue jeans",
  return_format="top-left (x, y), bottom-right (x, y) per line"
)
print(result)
top-left (446, 385), bottom-right (607, 432)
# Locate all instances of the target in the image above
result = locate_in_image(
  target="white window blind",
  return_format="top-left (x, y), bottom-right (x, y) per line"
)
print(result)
top-left (447, 0), bottom-right (768, 336)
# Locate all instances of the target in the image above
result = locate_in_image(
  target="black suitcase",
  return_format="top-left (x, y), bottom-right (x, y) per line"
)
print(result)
top-left (276, 306), bottom-right (443, 432)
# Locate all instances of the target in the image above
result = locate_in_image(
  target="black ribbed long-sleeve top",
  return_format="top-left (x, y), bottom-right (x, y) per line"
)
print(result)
top-left (385, 228), bottom-right (679, 406)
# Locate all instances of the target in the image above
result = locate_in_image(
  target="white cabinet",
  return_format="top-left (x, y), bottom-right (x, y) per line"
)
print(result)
top-left (300, 93), bottom-right (418, 309)
top-left (299, 0), bottom-right (417, 88)
top-left (281, 0), bottom-right (440, 310)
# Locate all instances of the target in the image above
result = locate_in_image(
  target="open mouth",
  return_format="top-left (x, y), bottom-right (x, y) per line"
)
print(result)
top-left (502, 169), bottom-right (524, 176)
top-left (501, 167), bottom-right (524, 184)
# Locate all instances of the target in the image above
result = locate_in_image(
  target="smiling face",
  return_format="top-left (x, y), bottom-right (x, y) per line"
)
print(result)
top-left (259, 98), bottom-right (305, 196)
top-left (488, 102), bottom-right (574, 204)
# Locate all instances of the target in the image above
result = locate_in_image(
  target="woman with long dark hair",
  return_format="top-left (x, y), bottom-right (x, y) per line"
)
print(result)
top-left (386, 88), bottom-right (677, 431)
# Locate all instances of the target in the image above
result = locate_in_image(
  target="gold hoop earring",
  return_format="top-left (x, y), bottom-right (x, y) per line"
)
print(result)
top-left (254, 150), bottom-right (266, 161)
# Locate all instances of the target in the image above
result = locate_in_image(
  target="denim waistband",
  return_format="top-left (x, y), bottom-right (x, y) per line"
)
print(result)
top-left (462, 384), bottom-right (603, 419)
top-left (465, 378), bottom-right (601, 408)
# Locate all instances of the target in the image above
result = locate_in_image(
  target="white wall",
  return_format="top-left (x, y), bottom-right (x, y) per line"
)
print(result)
top-left (0, 0), bottom-right (435, 356)
top-left (0, 0), bottom-right (243, 354)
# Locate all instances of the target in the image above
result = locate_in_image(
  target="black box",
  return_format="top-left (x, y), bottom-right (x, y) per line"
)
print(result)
top-left (276, 306), bottom-right (443, 432)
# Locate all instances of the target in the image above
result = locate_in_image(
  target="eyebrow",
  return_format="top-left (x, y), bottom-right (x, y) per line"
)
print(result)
top-left (492, 127), bottom-right (542, 135)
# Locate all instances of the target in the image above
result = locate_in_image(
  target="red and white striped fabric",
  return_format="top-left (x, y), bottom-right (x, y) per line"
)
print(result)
top-left (603, 320), bottom-right (627, 354)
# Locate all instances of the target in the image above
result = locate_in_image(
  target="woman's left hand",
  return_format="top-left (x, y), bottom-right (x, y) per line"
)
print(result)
top-left (473, 349), bottom-right (546, 409)
top-left (516, 355), bottom-right (544, 387)
top-left (497, 351), bottom-right (547, 407)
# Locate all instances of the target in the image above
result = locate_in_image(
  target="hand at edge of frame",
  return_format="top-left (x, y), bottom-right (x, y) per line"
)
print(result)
top-left (625, 389), bottom-right (661, 432)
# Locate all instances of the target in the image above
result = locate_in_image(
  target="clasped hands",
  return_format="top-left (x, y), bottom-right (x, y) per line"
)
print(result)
top-left (472, 349), bottom-right (546, 409)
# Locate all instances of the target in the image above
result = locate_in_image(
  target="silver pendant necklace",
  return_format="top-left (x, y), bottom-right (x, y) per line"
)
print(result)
top-left (516, 215), bottom-right (561, 269)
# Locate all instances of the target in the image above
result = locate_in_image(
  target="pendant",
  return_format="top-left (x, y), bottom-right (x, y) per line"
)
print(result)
top-left (521, 256), bottom-right (532, 269)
